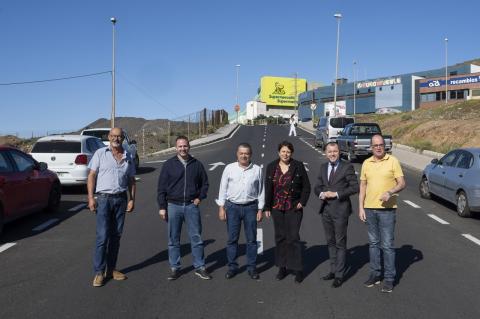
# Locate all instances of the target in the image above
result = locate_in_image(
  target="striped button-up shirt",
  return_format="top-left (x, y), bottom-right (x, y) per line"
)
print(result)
top-left (216, 162), bottom-right (265, 210)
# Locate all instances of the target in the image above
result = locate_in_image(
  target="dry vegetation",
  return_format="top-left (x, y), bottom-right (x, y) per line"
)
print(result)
top-left (355, 99), bottom-right (480, 154)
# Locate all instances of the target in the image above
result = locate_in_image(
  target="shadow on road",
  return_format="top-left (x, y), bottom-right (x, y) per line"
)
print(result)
top-left (395, 244), bottom-right (423, 284)
top-left (0, 200), bottom-right (86, 244)
top-left (343, 244), bottom-right (369, 282)
top-left (121, 239), bottom-right (215, 275)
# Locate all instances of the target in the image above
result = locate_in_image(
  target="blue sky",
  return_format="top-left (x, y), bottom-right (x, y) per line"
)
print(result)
top-left (1, 0), bottom-right (479, 136)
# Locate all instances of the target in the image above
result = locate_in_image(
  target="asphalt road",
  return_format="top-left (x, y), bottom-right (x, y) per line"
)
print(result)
top-left (1, 124), bottom-right (479, 319)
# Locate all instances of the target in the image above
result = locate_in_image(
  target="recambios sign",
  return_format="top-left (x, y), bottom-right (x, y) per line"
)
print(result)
top-left (420, 75), bottom-right (480, 88)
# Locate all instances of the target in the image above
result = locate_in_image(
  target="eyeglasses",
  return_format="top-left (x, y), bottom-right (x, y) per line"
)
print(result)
top-left (371, 144), bottom-right (385, 148)
top-left (109, 135), bottom-right (123, 139)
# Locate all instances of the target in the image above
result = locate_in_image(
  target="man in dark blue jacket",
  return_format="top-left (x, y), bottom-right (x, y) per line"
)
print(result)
top-left (157, 136), bottom-right (211, 281)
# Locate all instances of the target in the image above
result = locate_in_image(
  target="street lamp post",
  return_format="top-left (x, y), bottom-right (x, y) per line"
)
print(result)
top-left (333, 13), bottom-right (342, 117)
top-left (235, 64), bottom-right (240, 123)
top-left (353, 60), bottom-right (357, 115)
top-left (110, 17), bottom-right (117, 128)
top-left (445, 37), bottom-right (448, 105)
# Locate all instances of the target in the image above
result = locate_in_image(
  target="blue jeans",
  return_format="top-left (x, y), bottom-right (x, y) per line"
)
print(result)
top-left (225, 201), bottom-right (258, 272)
top-left (365, 209), bottom-right (396, 281)
top-left (167, 203), bottom-right (205, 270)
top-left (94, 194), bottom-right (127, 274)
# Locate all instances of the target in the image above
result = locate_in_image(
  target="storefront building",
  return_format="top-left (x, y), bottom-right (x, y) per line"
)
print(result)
top-left (297, 60), bottom-right (480, 120)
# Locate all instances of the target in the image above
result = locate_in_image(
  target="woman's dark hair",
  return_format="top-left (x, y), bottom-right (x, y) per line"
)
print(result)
top-left (278, 141), bottom-right (294, 153)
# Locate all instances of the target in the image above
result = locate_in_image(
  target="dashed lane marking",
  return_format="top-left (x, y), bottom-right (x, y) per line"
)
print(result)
top-left (427, 214), bottom-right (450, 225)
top-left (262, 145), bottom-right (265, 148)
top-left (260, 164), bottom-right (264, 169)
top-left (0, 243), bottom-right (16, 253)
top-left (261, 153), bottom-right (264, 158)
top-left (68, 203), bottom-right (86, 212)
top-left (257, 228), bottom-right (263, 254)
top-left (404, 200), bottom-right (421, 208)
top-left (462, 234), bottom-right (480, 246)
top-left (144, 160), bottom-right (167, 164)
top-left (32, 218), bottom-right (60, 232)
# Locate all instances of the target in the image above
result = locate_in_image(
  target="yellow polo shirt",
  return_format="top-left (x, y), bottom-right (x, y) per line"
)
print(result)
top-left (360, 154), bottom-right (404, 209)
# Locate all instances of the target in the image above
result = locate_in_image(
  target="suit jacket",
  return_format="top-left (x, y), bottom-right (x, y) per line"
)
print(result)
top-left (313, 160), bottom-right (359, 215)
top-left (264, 158), bottom-right (311, 211)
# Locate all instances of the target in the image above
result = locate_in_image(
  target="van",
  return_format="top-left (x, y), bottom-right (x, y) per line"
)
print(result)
top-left (314, 116), bottom-right (355, 148)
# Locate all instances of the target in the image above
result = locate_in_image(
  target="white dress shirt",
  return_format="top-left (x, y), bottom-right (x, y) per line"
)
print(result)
top-left (216, 162), bottom-right (265, 210)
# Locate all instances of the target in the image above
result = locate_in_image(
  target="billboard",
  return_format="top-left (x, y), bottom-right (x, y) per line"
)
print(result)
top-left (260, 76), bottom-right (307, 107)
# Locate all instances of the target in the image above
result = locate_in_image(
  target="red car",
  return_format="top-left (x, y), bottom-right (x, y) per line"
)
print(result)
top-left (0, 145), bottom-right (61, 235)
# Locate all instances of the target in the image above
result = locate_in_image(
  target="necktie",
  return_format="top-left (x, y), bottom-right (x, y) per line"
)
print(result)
top-left (328, 162), bottom-right (336, 183)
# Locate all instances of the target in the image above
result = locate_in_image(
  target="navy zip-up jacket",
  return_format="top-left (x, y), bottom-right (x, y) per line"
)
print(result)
top-left (157, 155), bottom-right (209, 210)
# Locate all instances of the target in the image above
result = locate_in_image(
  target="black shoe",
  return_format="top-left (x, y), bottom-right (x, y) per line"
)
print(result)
top-left (294, 271), bottom-right (304, 284)
top-left (195, 267), bottom-right (212, 280)
top-left (276, 267), bottom-right (287, 281)
top-left (322, 273), bottom-right (335, 281)
top-left (381, 281), bottom-right (394, 293)
top-left (332, 278), bottom-right (343, 288)
top-left (167, 269), bottom-right (180, 281)
top-left (364, 275), bottom-right (381, 287)
top-left (248, 270), bottom-right (260, 280)
top-left (225, 270), bottom-right (237, 279)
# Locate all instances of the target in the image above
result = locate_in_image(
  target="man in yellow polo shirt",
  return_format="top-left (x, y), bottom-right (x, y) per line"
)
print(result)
top-left (359, 134), bottom-right (406, 293)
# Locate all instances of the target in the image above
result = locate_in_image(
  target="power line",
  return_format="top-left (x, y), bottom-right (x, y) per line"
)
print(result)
top-left (0, 71), bottom-right (111, 86)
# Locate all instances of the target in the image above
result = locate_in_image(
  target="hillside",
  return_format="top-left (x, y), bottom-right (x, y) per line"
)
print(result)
top-left (356, 99), bottom-right (480, 154)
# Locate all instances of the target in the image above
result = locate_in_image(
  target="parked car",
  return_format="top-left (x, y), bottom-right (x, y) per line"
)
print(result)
top-left (419, 148), bottom-right (480, 218)
top-left (336, 123), bottom-right (392, 162)
top-left (314, 116), bottom-right (355, 149)
top-left (81, 128), bottom-right (139, 169)
top-left (30, 135), bottom-right (105, 186)
top-left (0, 145), bottom-right (61, 235)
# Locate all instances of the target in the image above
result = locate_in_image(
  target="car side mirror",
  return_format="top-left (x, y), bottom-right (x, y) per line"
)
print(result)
top-left (130, 139), bottom-right (137, 145)
top-left (431, 158), bottom-right (439, 165)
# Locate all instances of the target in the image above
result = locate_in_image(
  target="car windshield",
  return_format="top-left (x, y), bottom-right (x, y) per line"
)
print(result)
top-left (31, 141), bottom-right (81, 153)
top-left (82, 130), bottom-right (109, 142)
top-left (330, 117), bottom-right (354, 128)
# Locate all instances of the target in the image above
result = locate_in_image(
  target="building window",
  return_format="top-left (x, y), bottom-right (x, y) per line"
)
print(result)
top-left (368, 88), bottom-right (371, 93)
top-left (450, 71), bottom-right (457, 76)
top-left (450, 91), bottom-right (457, 99)
top-left (457, 90), bottom-right (465, 99)
top-left (356, 89), bottom-right (360, 95)
top-left (379, 87), bottom-right (383, 91)
top-left (391, 85), bottom-right (394, 90)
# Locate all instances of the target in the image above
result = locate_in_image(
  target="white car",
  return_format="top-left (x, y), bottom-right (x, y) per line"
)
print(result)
top-left (30, 135), bottom-right (105, 186)
top-left (81, 128), bottom-right (139, 169)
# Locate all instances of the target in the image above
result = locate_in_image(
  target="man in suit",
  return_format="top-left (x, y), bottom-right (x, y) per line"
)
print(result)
top-left (314, 142), bottom-right (359, 288)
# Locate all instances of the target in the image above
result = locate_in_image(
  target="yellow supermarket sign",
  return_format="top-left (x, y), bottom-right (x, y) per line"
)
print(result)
top-left (260, 76), bottom-right (307, 107)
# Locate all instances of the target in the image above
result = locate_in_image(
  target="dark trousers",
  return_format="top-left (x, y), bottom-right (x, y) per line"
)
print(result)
top-left (272, 209), bottom-right (303, 271)
top-left (321, 209), bottom-right (349, 279)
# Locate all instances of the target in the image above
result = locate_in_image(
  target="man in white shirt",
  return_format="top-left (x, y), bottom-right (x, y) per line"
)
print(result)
top-left (217, 143), bottom-right (264, 280)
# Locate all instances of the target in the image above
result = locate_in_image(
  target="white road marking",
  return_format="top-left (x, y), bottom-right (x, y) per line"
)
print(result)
top-left (303, 162), bottom-right (309, 172)
top-left (32, 218), bottom-right (60, 232)
top-left (262, 144), bottom-right (265, 148)
top-left (261, 153), bottom-right (264, 158)
top-left (0, 243), bottom-right (16, 253)
top-left (209, 162), bottom-right (226, 171)
top-left (260, 164), bottom-right (264, 169)
top-left (257, 228), bottom-right (263, 255)
top-left (135, 177), bottom-right (141, 181)
top-left (462, 234), bottom-right (480, 246)
top-left (427, 214), bottom-right (450, 225)
top-left (404, 200), bottom-right (421, 208)
top-left (144, 159), bottom-right (167, 164)
top-left (68, 203), bottom-right (86, 212)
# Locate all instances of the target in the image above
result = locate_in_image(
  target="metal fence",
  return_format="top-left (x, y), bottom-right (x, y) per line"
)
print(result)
top-left (136, 108), bottom-right (229, 156)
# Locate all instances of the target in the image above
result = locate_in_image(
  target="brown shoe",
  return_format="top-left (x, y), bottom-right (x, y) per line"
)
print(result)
top-left (105, 270), bottom-right (127, 281)
top-left (93, 274), bottom-right (104, 287)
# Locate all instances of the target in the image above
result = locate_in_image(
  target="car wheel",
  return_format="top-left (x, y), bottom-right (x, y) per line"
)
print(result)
top-left (456, 191), bottom-right (472, 218)
top-left (135, 154), bottom-right (140, 169)
top-left (45, 182), bottom-right (61, 213)
top-left (419, 177), bottom-right (431, 199)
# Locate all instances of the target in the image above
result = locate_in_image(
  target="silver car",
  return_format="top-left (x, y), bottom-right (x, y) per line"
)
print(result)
top-left (419, 148), bottom-right (480, 217)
